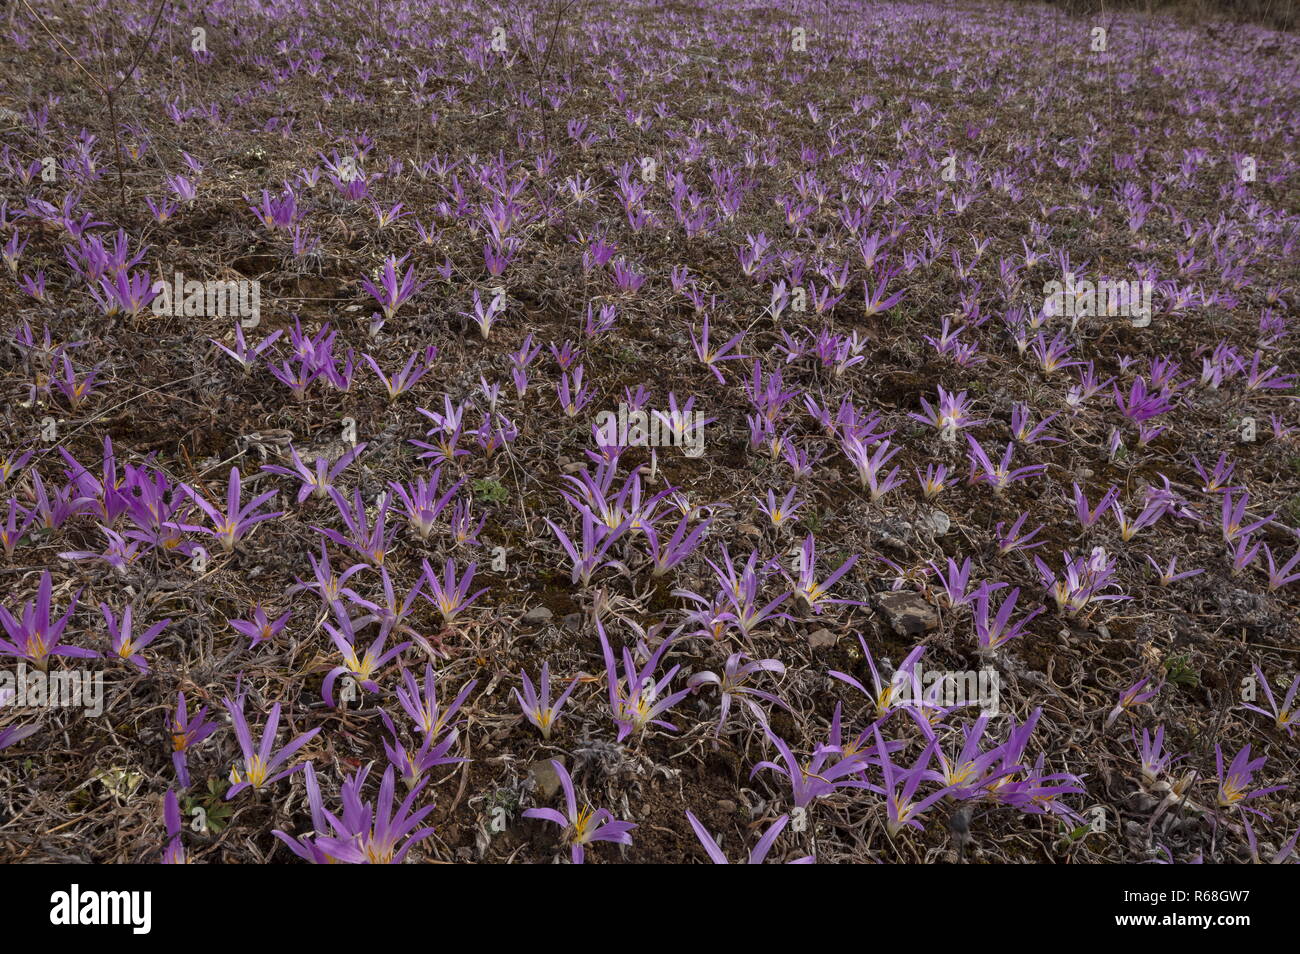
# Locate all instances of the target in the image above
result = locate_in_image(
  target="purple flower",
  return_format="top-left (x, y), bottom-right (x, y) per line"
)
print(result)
top-left (0, 571), bottom-right (96, 669)
top-left (1105, 674), bottom-right (1162, 727)
top-left (875, 727), bottom-right (948, 836)
top-left (523, 759), bottom-right (636, 864)
top-left (321, 601), bottom-right (410, 706)
top-left (181, 466), bottom-right (284, 552)
top-left (229, 604), bottom-right (291, 648)
top-left (750, 715), bottom-right (875, 809)
top-left (1215, 744), bottom-right (1286, 818)
top-left (687, 652), bottom-right (788, 735)
top-left (1241, 667), bottom-right (1299, 738)
top-left (789, 533), bottom-right (859, 613)
top-left (362, 254), bottom-right (424, 320)
top-left (597, 620), bottom-right (690, 742)
top-left (421, 558), bottom-right (487, 625)
top-left (262, 443), bottom-right (366, 503)
top-left (103, 602), bottom-right (170, 672)
top-left (514, 660), bottom-right (581, 740)
top-left (170, 690), bottom-right (217, 788)
top-left (223, 693), bottom-right (320, 799)
top-left (160, 790), bottom-right (186, 864)
top-left (315, 488), bottom-right (397, 567)
top-left (320, 763), bottom-right (436, 864)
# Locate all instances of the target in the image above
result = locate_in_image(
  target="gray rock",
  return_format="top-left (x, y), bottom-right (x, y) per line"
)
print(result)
top-left (808, 628), bottom-right (838, 650)
top-left (522, 606), bottom-right (553, 624)
top-left (873, 591), bottom-right (939, 636)
top-left (918, 509), bottom-right (951, 536)
top-left (529, 758), bottom-right (567, 800)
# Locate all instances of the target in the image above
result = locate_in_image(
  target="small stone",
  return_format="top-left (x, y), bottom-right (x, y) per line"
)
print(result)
top-left (562, 613), bottom-right (583, 632)
top-left (873, 591), bottom-right (939, 636)
top-left (522, 606), bottom-right (553, 624)
top-left (717, 799), bottom-right (737, 814)
top-left (918, 510), bottom-right (951, 536)
top-left (529, 758), bottom-right (566, 800)
top-left (738, 523), bottom-right (762, 537)
top-left (808, 628), bottom-right (837, 650)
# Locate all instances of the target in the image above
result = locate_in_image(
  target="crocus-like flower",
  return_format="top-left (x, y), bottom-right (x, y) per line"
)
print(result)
top-left (223, 693), bottom-right (320, 799)
top-left (545, 512), bottom-right (629, 586)
top-left (691, 314), bottom-right (748, 382)
top-left (102, 602), bottom-right (170, 672)
top-left (362, 254), bottom-right (424, 320)
top-left (319, 763), bottom-right (437, 864)
top-left (514, 661), bottom-right (581, 740)
top-left (262, 443), bottom-right (366, 503)
top-left (0, 571), bottom-right (95, 670)
top-left (1145, 555), bottom-right (1204, 586)
top-left (922, 713), bottom-right (1014, 799)
top-left (210, 322), bottom-right (282, 371)
top-left (421, 558), bottom-right (487, 625)
top-left (750, 717), bottom-right (875, 809)
top-left (388, 470), bottom-right (462, 541)
top-left (972, 585), bottom-right (1043, 653)
top-left (687, 652), bottom-right (788, 735)
top-left (1134, 725), bottom-right (1174, 786)
top-left (160, 790), bottom-right (187, 864)
top-left (316, 489), bottom-right (397, 566)
top-left (1215, 744), bottom-right (1286, 818)
top-left (321, 601), bottom-right (410, 706)
top-left (170, 690), bottom-right (217, 788)
top-left (874, 728), bottom-right (948, 836)
top-left (1241, 667), bottom-right (1299, 738)
top-left (0, 497), bottom-right (36, 560)
top-left (597, 621), bottom-right (690, 742)
top-left (789, 533), bottom-right (859, 613)
top-left (1034, 549), bottom-right (1128, 617)
top-left (757, 487), bottom-right (802, 528)
top-left (1263, 545), bottom-right (1300, 592)
top-left (909, 386), bottom-right (984, 436)
top-left (1104, 675), bottom-right (1162, 727)
top-left (181, 467), bottom-right (284, 552)
top-left (394, 664), bottom-right (476, 740)
top-left (1220, 491), bottom-right (1274, 544)
top-left (995, 512), bottom-right (1044, 555)
top-left (829, 638), bottom-right (925, 722)
top-left (378, 710), bottom-right (467, 784)
top-left (364, 352), bottom-right (432, 401)
top-left (1243, 816), bottom-right (1300, 865)
top-left (272, 762), bottom-right (366, 864)
top-left (523, 759), bottom-right (636, 864)
top-left (685, 810), bottom-right (812, 864)
top-left (229, 604), bottom-right (291, 648)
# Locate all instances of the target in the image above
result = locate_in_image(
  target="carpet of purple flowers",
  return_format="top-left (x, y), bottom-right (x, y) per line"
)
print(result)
top-left (0, 0), bottom-right (1298, 864)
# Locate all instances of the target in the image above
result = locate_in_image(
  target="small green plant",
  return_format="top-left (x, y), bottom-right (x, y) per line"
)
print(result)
top-left (472, 477), bottom-right (508, 505)
top-left (1163, 653), bottom-right (1200, 689)
top-left (183, 779), bottom-right (235, 834)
